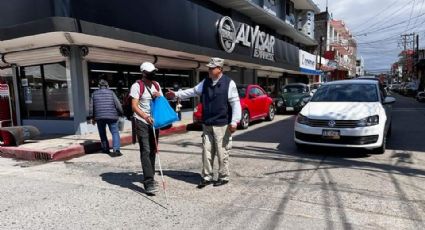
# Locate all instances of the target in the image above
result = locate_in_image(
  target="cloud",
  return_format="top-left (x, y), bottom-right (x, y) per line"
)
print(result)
top-left (313, 0), bottom-right (424, 72)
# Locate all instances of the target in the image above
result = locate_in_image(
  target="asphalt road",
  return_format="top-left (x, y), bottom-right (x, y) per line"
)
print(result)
top-left (0, 93), bottom-right (424, 229)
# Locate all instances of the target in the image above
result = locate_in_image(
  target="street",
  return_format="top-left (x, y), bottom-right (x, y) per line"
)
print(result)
top-left (1, 93), bottom-right (425, 229)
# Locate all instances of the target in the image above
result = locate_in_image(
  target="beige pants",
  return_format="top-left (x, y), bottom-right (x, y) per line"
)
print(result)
top-left (201, 125), bottom-right (232, 181)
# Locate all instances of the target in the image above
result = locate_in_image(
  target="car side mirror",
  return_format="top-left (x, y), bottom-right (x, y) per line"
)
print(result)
top-left (383, 96), bottom-right (396, 104)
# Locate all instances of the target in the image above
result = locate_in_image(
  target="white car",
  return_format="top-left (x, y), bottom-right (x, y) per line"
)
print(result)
top-left (294, 79), bottom-right (396, 154)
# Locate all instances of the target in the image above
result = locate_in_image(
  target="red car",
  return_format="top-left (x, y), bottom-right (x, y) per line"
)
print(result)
top-left (193, 84), bottom-right (275, 129)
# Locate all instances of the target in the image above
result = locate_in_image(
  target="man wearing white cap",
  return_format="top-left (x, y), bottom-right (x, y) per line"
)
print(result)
top-left (166, 57), bottom-right (241, 188)
top-left (130, 62), bottom-right (162, 195)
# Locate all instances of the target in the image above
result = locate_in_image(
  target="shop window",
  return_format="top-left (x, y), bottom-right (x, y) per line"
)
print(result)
top-left (87, 62), bottom-right (195, 111)
top-left (44, 63), bottom-right (71, 118)
top-left (19, 62), bottom-right (71, 119)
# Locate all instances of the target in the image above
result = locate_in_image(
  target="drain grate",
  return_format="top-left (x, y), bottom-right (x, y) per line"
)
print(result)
top-left (34, 152), bottom-right (50, 161)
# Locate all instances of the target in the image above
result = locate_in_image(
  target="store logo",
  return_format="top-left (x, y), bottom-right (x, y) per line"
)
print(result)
top-left (218, 16), bottom-right (237, 53)
top-left (302, 54), bottom-right (315, 68)
top-left (218, 16), bottom-right (275, 61)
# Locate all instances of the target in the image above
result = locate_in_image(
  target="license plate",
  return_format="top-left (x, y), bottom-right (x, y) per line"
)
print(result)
top-left (322, 130), bottom-right (340, 139)
top-left (286, 107), bottom-right (294, 111)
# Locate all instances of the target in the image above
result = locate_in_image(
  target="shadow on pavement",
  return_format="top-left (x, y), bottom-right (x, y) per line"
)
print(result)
top-left (100, 172), bottom-right (167, 209)
top-left (162, 170), bottom-right (201, 185)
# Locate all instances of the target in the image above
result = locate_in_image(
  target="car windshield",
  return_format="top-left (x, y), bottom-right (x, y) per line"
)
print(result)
top-left (282, 85), bottom-right (305, 93)
top-left (311, 83), bottom-right (379, 102)
top-left (237, 86), bottom-right (246, 98)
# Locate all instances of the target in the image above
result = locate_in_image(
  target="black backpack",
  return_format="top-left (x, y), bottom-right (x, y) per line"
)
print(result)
top-left (123, 80), bottom-right (160, 120)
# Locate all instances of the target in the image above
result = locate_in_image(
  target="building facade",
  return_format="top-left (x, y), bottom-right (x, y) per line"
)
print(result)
top-left (356, 56), bottom-right (365, 77)
top-left (0, 0), bottom-right (320, 135)
top-left (314, 12), bottom-right (357, 81)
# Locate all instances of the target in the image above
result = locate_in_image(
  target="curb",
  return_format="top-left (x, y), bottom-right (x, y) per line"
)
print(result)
top-left (0, 124), bottom-right (188, 161)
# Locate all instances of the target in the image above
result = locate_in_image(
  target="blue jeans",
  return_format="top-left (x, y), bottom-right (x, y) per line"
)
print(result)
top-left (97, 119), bottom-right (120, 152)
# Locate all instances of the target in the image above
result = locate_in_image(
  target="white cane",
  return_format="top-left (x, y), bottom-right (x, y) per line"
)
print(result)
top-left (152, 125), bottom-right (169, 204)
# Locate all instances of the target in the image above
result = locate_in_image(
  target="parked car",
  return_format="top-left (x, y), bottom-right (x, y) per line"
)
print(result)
top-left (294, 79), bottom-right (396, 154)
top-left (389, 83), bottom-right (401, 93)
top-left (403, 82), bottom-right (418, 96)
top-left (193, 84), bottom-right (275, 129)
top-left (276, 83), bottom-right (311, 113)
top-left (310, 82), bottom-right (322, 95)
top-left (416, 91), bottom-right (425, 102)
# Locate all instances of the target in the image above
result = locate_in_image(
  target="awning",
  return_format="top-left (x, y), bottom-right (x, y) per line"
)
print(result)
top-left (2, 46), bottom-right (65, 67)
top-left (300, 67), bottom-right (322, 75)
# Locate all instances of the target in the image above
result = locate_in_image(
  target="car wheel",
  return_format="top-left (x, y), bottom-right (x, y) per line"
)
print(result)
top-left (240, 110), bottom-right (250, 129)
top-left (372, 136), bottom-right (386, 154)
top-left (265, 105), bottom-right (275, 121)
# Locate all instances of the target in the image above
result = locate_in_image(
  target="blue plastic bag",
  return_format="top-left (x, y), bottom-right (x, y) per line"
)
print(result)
top-left (151, 96), bottom-right (179, 129)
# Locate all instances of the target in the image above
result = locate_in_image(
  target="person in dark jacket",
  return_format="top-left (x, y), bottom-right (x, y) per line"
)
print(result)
top-left (89, 79), bottom-right (123, 157)
top-left (166, 57), bottom-right (241, 188)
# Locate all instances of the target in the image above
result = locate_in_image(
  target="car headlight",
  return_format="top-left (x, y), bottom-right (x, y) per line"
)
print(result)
top-left (299, 97), bottom-right (310, 106)
top-left (297, 114), bottom-right (309, 125)
top-left (357, 115), bottom-right (379, 127)
top-left (277, 99), bottom-right (284, 107)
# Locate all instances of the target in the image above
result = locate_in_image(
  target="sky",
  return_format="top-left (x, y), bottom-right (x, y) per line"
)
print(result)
top-left (314, 0), bottom-right (425, 74)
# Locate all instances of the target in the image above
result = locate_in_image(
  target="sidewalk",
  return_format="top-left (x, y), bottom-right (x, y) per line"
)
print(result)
top-left (0, 111), bottom-right (193, 161)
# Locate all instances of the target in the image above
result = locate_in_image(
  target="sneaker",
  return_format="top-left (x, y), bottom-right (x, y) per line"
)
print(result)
top-left (145, 184), bottom-right (158, 195)
top-left (113, 150), bottom-right (123, 157)
top-left (213, 179), bottom-right (229, 187)
top-left (197, 179), bottom-right (212, 189)
top-left (102, 149), bottom-right (111, 154)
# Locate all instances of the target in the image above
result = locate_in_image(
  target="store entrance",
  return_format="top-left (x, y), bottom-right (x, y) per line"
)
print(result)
top-left (87, 62), bottom-right (195, 110)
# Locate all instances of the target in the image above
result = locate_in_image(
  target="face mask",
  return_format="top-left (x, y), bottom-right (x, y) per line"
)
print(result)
top-left (145, 72), bottom-right (156, 81)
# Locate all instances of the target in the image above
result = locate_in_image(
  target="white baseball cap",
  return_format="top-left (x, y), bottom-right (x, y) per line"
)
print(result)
top-left (140, 62), bottom-right (158, 73)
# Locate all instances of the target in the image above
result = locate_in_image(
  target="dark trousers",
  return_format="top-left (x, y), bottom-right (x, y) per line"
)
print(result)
top-left (136, 119), bottom-right (159, 185)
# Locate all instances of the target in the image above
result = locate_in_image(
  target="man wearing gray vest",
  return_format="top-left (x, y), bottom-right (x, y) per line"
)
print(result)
top-left (89, 79), bottom-right (123, 157)
top-left (166, 57), bottom-right (241, 188)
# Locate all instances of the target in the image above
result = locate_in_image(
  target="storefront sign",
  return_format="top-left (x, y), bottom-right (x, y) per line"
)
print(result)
top-left (218, 16), bottom-right (275, 62)
top-left (0, 84), bottom-right (12, 123)
top-left (299, 50), bottom-right (321, 75)
top-left (299, 50), bottom-right (316, 71)
top-left (0, 84), bottom-right (9, 97)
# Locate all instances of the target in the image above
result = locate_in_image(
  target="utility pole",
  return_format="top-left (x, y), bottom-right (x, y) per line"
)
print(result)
top-left (400, 33), bottom-right (415, 82)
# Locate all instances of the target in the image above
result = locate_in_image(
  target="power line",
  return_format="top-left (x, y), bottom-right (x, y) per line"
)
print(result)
top-left (412, 0), bottom-right (425, 26)
top-left (354, 0), bottom-right (416, 34)
top-left (354, 12), bottom-right (425, 36)
top-left (350, 0), bottom-right (400, 31)
top-left (403, 0), bottom-right (417, 33)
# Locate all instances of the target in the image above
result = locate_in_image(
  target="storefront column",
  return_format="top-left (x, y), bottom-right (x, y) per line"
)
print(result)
top-left (69, 46), bottom-right (87, 135)
top-left (12, 67), bottom-right (21, 126)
